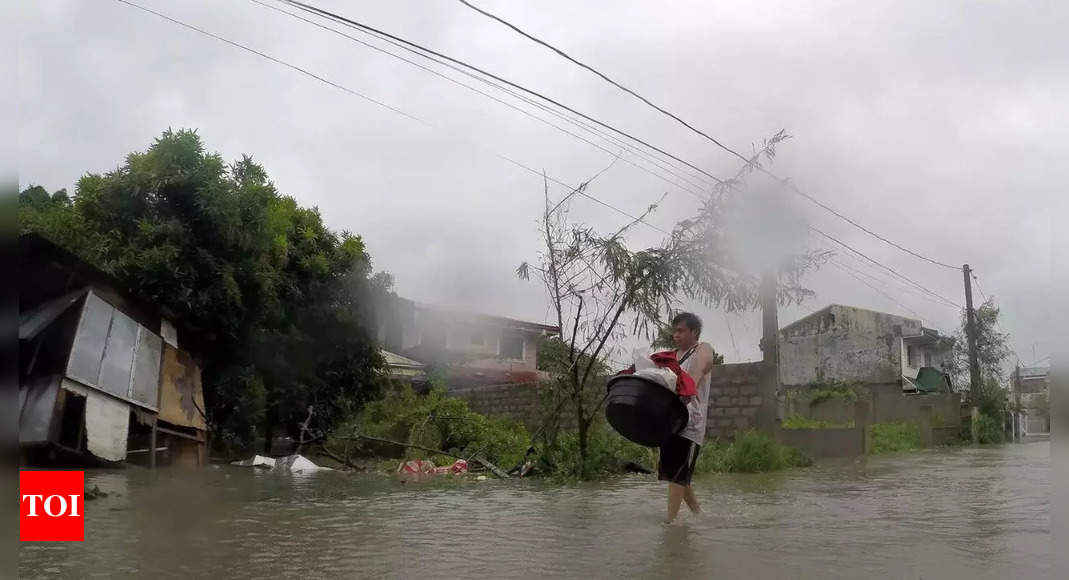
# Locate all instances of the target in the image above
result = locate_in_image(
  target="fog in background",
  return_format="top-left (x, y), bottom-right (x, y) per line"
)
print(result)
top-left (17, 0), bottom-right (1066, 366)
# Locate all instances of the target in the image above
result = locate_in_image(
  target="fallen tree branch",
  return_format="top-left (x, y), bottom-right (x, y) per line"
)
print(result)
top-left (319, 443), bottom-right (366, 471)
top-left (337, 433), bottom-right (509, 479)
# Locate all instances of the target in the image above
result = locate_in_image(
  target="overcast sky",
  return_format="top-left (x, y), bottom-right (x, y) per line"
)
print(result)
top-left (18, 0), bottom-right (1066, 366)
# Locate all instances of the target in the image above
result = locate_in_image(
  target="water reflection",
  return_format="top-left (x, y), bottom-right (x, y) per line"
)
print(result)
top-left (19, 442), bottom-right (1049, 579)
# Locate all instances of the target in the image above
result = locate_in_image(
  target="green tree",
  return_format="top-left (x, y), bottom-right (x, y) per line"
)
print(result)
top-left (519, 134), bottom-right (825, 476)
top-left (947, 297), bottom-right (1012, 412)
top-left (20, 129), bottom-right (386, 451)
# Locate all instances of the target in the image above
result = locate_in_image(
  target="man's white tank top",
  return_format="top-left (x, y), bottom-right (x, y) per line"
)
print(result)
top-left (677, 343), bottom-right (712, 446)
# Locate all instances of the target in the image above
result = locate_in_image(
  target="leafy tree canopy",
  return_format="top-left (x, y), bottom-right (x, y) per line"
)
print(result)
top-left (20, 129), bottom-right (388, 451)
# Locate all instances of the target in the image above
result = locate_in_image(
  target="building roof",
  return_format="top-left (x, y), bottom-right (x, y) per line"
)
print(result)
top-left (19, 232), bottom-right (206, 353)
top-left (380, 349), bottom-right (426, 370)
top-left (412, 301), bottom-right (561, 334)
top-left (1017, 366), bottom-right (1049, 379)
top-left (780, 304), bottom-right (922, 335)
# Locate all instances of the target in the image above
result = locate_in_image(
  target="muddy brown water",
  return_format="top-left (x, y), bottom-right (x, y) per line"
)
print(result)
top-left (19, 442), bottom-right (1050, 579)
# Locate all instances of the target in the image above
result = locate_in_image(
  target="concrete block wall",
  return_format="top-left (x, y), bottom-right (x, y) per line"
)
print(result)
top-left (704, 362), bottom-right (766, 441)
top-left (784, 385), bottom-right (962, 429)
top-left (450, 362), bottom-right (768, 442)
top-left (449, 382), bottom-right (578, 430)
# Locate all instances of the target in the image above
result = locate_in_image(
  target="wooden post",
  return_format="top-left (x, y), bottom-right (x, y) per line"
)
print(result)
top-left (150, 417), bottom-right (158, 469)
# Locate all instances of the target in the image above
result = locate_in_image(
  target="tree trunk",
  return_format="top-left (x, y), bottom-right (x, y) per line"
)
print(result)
top-left (577, 397), bottom-right (589, 477)
top-left (263, 409), bottom-right (276, 454)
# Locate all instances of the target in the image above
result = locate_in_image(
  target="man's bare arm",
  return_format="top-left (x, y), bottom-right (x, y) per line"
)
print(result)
top-left (695, 343), bottom-right (716, 381)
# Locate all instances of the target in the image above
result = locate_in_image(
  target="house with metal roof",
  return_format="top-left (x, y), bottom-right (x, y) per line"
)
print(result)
top-left (19, 233), bottom-right (208, 467)
top-left (377, 296), bottom-right (560, 389)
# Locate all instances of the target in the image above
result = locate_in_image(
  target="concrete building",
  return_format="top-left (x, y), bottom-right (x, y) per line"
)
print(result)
top-left (1012, 366), bottom-right (1050, 435)
top-left (779, 304), bottom-right (954, 391)
top-left (19, 233), bottom-right (208, 467)
top-left (377, 296), bottom-right (560, 388)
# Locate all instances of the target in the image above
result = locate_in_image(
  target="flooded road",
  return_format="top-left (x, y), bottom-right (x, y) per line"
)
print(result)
top-left (20, 442), bottom-right (1050, 579)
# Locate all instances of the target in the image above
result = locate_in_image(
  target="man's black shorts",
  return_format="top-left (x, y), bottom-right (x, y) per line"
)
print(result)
top-left (658, 435), bottom-right (701, 485)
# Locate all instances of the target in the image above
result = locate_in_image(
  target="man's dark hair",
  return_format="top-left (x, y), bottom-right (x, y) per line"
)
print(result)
top-left (671, 312), bottom-right (702, 338)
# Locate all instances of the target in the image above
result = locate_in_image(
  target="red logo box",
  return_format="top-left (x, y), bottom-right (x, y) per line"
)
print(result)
top-left (20, 471), bottom-right (85, 542)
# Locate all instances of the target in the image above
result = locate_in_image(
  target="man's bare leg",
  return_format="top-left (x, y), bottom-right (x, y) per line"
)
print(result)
top-left (665, 483), bottom-right (686, 524)
top-left (683, 485), bottom-right (701, 514)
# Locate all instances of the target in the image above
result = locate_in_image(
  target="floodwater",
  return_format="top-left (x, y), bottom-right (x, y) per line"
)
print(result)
top-left (20, 442), bottom-right (1050, 579)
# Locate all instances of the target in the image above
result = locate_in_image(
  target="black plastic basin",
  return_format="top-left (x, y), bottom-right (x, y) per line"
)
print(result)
top-left (605, 375), bottom-right (688, 447)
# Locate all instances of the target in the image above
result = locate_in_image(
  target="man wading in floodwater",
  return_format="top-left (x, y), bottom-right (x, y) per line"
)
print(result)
top-left (660, 312), bottom-right (716, 525)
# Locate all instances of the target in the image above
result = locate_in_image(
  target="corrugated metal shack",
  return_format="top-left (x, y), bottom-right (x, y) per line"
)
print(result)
top-left (18, 233), bottom-right (208, 467)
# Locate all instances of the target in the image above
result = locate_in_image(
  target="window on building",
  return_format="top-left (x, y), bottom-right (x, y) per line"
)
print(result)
top-left (906, 345), bottom-right (915, 367)
top-left (923, 351), bottom-right (932, 367)
top-left (471, 332), bottom-right (485, 346)
top-left (499, 334), bottom-right (525, 360)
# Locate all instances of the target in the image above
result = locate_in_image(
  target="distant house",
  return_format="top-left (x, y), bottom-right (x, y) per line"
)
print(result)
top-left (19, 233), bottom-right (208, 467)
top-left (377, 296), bottom-right (560, 388)
top-left (381, 349), bottom-right (427, 385)
top-left (1012, 366), bottom-right (1050, 435)
top-left (779, 304), bottom-right (955, 392)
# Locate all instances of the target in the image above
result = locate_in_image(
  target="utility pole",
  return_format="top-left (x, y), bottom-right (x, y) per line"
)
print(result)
top-left (758, 269), bottom-right (780, 433)
top-left (963, 264), bottom-right (982, 398)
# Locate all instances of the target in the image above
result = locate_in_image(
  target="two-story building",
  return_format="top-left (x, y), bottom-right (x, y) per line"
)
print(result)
top-left (378, 296), bottom-right (559, 389)
top-left (779, 304), bottom-right (955, 392)
top-left (1012, 365), bottom-right (1050, 435)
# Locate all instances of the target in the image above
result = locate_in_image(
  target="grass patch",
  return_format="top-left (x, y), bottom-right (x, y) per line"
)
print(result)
top-left (782, 416), bottom-right (855, 429)
top-left (696, 430), bottom-right (812, 474)
top-left (806, 380), bottom-right (862, 405)
top-left (539, 428), bottom-right (811, 480)
top-left (869, 422), bottom-right (922, 454)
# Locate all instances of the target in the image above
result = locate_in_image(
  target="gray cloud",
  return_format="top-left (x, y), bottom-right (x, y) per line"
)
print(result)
top-left (18, 0), bottom-right (1066, 364)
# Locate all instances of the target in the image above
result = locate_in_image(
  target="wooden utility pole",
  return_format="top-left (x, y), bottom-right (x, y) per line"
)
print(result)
top-left (758, 269), bottom-right (780, 432)
top-left (963, 264), bottom-right (982, 397)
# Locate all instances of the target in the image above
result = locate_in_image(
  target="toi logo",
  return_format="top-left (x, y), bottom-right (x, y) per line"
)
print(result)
top-left (20, 471), bottom-right (85, 542)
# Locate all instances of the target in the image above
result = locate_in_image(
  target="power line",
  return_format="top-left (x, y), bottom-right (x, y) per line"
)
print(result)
top-left (277, 0), bottom-right (729, 187)
top-left (811, 226), bottom-right (962, 309)
top-left (828, 258), bottom-right (923, 318)
top-left (114, 0), bottom-right (670, 235)
top-left (456, 0), bottom-right (741, 157)
top-left (969, 272), bottom-right (1029, 370)
top-left (831, 251), bottom-right (962, 309)
top-left (250, 0), bottom-right (709, 200)
top-left (456, 0), bottom-right (962, 271)
top-left (722, 311), bottom-right (740, 361)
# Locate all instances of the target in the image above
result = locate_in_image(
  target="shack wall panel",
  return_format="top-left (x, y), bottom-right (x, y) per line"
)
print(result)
top-left (67, 292), bottom-right (113, 384)
top-left (98, 309), bottom-right (137, 399)
top-left (130, 329), bottom-right (162, 408)
top-left (158, 345), bottom-right (207, 431)
top-left (19, 375), bottom-right (61, 443)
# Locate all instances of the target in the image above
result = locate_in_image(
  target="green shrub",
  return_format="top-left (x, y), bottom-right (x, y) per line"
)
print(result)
top-left (870, 422), bottom-right (922, 454)
top-left (782, 416), bottom-right (855, 429)
top-left (975, 413), bottom-right (1004, 444)
top-left (696, 431), bottom-right (811, 474)
top-left (326, 384), bottom-right (531, 469)
top-left (805, 380), bottom-right (862, 405)
top-left (537, 428), bottom-right (810, 480)
top-left (538, 424), bottom-right (655, 480)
